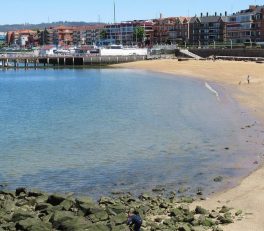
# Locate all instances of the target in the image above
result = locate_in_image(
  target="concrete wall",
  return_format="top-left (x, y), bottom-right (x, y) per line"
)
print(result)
top-left (189, 48), bottom-right (264, 58)
top-left (99, 48), bottom-right (148, 56)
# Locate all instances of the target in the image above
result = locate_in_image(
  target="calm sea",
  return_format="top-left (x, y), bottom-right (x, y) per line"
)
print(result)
top-left (0, 68), bottom-right (263, 197)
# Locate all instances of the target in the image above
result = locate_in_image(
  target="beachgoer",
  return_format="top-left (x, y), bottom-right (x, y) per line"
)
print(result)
top-left (127, 210), bottom-right (142, 231)
top-left (247, 75), bottom-right (250, 84)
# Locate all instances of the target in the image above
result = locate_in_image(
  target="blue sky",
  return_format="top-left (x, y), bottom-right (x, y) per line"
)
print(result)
top-left (1, 0), bottom-right (263, 24)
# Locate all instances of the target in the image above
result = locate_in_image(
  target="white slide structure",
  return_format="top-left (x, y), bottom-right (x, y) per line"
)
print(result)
top-left (179, 49), bottom-right (202, 60)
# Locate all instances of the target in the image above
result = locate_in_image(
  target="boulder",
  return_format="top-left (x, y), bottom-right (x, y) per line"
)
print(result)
top-left (219, 206), bottom-right (231, 213)
top-left (178, 224), bottom-right (191, 231)
top-left (11, 210), bottom-right (36, 222)
top-left (110, 213), bottom-right (127, 225)
top-left (111, 224), bottom-right (127, 231)
top-left (15, 218), bottom-right (52, 231)
top-left (50, 210), bottom-right (76, 228)
top-left (195, 206), bottom-right (208, 215)
top-left (88, 209), bottom-right (109, 223)
top-left (47, 194), bottom-right (66, 206)
top-left (56, 216), bottom-right (92, 231)
top-left (15, 187), bottom-right (27, 196)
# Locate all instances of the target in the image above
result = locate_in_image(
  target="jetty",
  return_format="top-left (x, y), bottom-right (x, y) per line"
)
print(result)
top-left (0, 54), bottom-right (147, 68)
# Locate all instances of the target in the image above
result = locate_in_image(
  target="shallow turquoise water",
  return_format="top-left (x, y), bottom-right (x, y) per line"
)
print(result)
top-left (0, 68), bottom-right (262, 197)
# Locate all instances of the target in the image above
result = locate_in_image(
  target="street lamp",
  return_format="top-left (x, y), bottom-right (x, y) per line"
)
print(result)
top-left (230, 39), bottom-right (233, 49)
top-left (213, 40), bottom-right (216, 49)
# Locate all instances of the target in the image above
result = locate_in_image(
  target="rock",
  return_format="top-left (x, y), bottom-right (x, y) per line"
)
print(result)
top-left (60, 198), bottom-right (74, 211)
top-left (209, 211), bottom-right (219, 218)
top-left (88, 209), bottom-right (109, 222)
top-left (195, 206), bottom-right (208, 215)
top-left (191, 227), bottom-right (206, 231)
top-left (180, 197), bottom-right (194, 203)
top-left (213, 176), bottom-right (223, 182)
top-left (15, 218), bottom-right (52, 231)
top-left (219, 206), bottom-right (231, 213)
top-left (99, 196), bottom-right (115, 205)
top-left (178, 224), bottom-right (191, 231)
top-left (85, 223), bottom-right (110, 231)
top-left (35, 202), bottom-right (53, 213)
top-left (2, 199), bottom-right (16, 212)
top-left (183, 213), bottom-right (195, 223)
top-left (15, 187), bottom-right (27, 196)
top-left (212, 227), bottom-right (223, 231)
top-left (106, 204), bottom-right (126, 215)
top-left (218, 213), bottom-right (234, 224)
top-left (50, 210), bottom-right (76, 228)
top-left (235, 210), bottom-right (243, 216)
top-left (110, 213), bottom-right (127, 225)
top-left (138, 193), bottom-right (152, 200)
top-left (170, 208), bottom-right (183, 217)
top-left (35, 195), bottom-right (49, 204)
top-left (198, 215), bottom-right (215, 227)
top-left (27, 190), bottom-right (44, 198)
top-left (154, 217), bottom-right (163, 223)
top-left (76, 196), bottom-right (94, 205)
top-left (56, 216), bottom-right (92, 231)
top-left (0, 190), bottom-right (15, 198)
top-left (111, 224), bottom-right (127, 231)
top-left (47, 194), bottom-right (66, 206)
top-left (12, 210), bottom-right (36, 222)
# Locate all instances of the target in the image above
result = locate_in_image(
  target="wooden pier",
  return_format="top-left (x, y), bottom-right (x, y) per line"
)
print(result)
top-left (0, 55), bottom-right (147, 68)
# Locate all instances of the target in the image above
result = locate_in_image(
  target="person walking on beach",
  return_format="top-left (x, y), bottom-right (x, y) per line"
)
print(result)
top-left (247, 75), bottom-right (251, 84)
top-left (127, 210), bottom-right (142, 231)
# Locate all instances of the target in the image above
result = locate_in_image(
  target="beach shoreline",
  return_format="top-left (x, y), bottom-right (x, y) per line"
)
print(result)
top-left (112, 59), bottom-right (264, 231)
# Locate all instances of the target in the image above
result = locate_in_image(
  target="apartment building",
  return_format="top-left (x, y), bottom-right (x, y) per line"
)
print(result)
top-left (226, 5), bottom-right (264, 43)
top-left (104, 20), bottom-right (154, 46)
top-left (73, 25), bottom-right (105, 45)
top-left (6, 30), bottom-right (37, 47)
top-left (189, 13), bottom-right (227, 45)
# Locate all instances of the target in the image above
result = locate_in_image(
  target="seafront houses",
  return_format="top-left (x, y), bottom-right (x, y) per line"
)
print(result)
top-left (152, 16), bottom-right (190, 45)
top-left (104, 20), bottom-right (154, 46)
top-left (153, 16), bottom-right (177, 44)
top-left (226, 5), bottom-right (264, 44)
top-left (73, 25), bottom-right (105, 45)
top-left (52, 26), bottom-right (74, 46)
top-left (189, 13), bottom-right (227, 46)
top-left (6, 30), bottom-right (38, 47)
top-left (169, 17), bottom-right (190, 45)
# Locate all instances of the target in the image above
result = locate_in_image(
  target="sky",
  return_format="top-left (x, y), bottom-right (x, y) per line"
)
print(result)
top-left (0, 0), bottom-right (263, 25)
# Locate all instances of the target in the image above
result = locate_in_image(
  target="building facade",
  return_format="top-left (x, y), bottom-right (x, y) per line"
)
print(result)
top-left (226, 5), bottom-right (264, 44)
top-left (189, 13), bottom-right (227, 45)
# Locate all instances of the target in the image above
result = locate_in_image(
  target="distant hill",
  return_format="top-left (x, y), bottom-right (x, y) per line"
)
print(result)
top-left (0, 21), bottom-right (105, 32)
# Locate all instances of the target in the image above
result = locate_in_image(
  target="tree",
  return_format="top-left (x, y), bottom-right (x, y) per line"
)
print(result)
top-left (100, 29), bottom-right (107, 39)
top-left (133, 26), bottom-right (145, 44)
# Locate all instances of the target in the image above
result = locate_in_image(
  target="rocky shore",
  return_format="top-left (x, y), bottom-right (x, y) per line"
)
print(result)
top-left (0, 187), bottom-right (243, 231)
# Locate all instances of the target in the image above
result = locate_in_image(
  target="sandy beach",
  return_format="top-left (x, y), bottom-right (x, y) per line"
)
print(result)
top-left (113, 60), bottom-right (264, 231)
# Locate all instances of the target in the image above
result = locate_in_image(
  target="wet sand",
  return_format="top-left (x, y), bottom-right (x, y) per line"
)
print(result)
top-left (112, 60), bottom-right (264, 231)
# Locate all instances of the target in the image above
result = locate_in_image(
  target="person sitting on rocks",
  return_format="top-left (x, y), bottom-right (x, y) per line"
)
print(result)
top-left (127, 210), bottom-right (142, 231)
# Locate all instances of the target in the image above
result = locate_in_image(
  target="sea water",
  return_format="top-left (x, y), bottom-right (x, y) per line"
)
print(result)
top-left (0, 68), bottom-right (263, 197)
